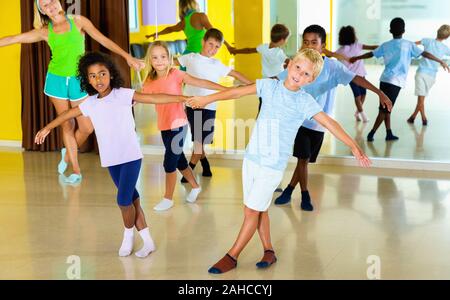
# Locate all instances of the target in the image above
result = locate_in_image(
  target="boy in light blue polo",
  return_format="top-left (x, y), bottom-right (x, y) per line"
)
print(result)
top-left (186, 48), bottom-right (371, 275)
top-left (275, 25), bottom-right (391, 211)
top-left (351, 18), bottom-right (449, 141)
top-left (408, 25), bottom-right (450, 125)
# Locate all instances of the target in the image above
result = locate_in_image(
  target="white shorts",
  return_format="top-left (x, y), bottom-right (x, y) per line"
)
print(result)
top-left (415, 72), bottom-right (436, 96)
top-left (242, 158), bottom-right (284, 212)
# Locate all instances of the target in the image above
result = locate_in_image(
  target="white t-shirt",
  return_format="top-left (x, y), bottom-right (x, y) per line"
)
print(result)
top-left (79, 88), bottom-right (143, 168)
top-left (256, 43), bottom-right (288, 78)
top-left (178, 53), bottom-right (232, 111)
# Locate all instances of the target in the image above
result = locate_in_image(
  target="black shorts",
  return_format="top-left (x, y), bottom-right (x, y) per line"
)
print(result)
top-left (186, 107), bottom-right (216, 144)
top-left (379, 81), bottom-right (401, 113)
top-left (349, 81), bottom-right (367, 98)
top-left (293, 126), bottom-right (325, 163)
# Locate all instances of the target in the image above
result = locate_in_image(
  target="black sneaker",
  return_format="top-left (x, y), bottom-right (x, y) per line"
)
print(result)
top-left (300, 191), bottom-right (314, 211)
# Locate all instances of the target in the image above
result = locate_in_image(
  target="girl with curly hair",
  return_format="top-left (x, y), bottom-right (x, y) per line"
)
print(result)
top-left (0, 0), bottom-right (145, 184)
top-left (35, 52), bottom-right (184, 258)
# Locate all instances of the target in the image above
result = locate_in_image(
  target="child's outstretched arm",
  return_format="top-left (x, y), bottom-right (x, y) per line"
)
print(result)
top-left (133, 92), bottom-right (186, 104)
top-left (146, 21), bottom-right (184, 40)
top-left (313, 112), bottom-right (371, 168)
top-left (349, 52), bottom-right (374, 63)
top-left (362, 45), bottom-right (379, 50)
top-left (351, 76), bottom-right (393, 111)
top-left (187, 84), bottom-right (257, 109)
top-left (76, 16), bottom-right (144, 71)
top-left (35, 108), bottom-right (83, 145)
top-left (228, 70), bottom-right (254, 85)
top-left (183, 74), bottom-right (230, 91)
top-left (323, 48), bottom-right (349, 62)
top-left (0, 29), bottom-right (47, 47)
top-left (227, 46), bottom-right (258, 55)
top-left (422, 51), bottom-right (450, 72)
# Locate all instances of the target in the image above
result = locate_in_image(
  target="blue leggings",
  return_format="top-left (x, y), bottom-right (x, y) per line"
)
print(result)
top-left (108, 159), bottom-right (142, 207)
top-left (161, 126), bottom-right (189, 173)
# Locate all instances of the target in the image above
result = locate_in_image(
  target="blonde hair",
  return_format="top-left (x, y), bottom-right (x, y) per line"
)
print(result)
top-left (179, 0), bottom-right (199, 20)
top-left (143, 41), bottom-right (174, 81)
top-left (292, 48), bottom-right (324, 80)
top-left (437, 25), bottom-right (450, 40)
top-left (33, 1), bottom-right (50, 29)
top-left (33, 0), bottom-right (65, 29)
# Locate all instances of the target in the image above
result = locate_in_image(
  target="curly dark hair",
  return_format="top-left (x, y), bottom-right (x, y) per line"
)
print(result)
top-left (339, 26), bottom-right (357, 46)
top-left (77, 52), bottom-right (124, 96)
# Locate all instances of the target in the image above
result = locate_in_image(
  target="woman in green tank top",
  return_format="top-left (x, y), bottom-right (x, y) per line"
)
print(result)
top-left (0, 0), bottom-right (144, 183)
top-left (146, 0), bottom-right (232, 55)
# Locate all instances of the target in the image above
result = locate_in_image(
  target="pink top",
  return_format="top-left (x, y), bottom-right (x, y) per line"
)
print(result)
top-left (336, 42), bottom-right (367, 77)
top-left (142, 68), bottom-right (188, 131)
top-left (79, 88), bottom-right (143, 168)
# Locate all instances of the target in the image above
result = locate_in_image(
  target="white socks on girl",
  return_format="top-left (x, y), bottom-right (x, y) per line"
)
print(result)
top-left (187, 187), bottom-right (202, 203)
top-left (119, 227), bottom-right (134, 257)
top-left (135, 227), bottom-right (156, 258)
top-left (118, 227), bottom-right (156, 258)
top-left (153, 198), bottom-right (174, 211)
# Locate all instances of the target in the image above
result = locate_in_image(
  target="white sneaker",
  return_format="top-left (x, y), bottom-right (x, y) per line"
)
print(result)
top-left (153, 198), bottom-right (174, 211)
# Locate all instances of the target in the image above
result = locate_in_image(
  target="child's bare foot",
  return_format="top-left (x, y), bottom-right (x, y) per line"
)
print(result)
top-left (208, 254), bottom-right (237, 274)
top-left (256, 249), bottom-right (277, 269)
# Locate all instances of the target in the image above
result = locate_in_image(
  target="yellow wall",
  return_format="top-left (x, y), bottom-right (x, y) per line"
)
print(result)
top-left (0, 2), bottom-right (22, 141)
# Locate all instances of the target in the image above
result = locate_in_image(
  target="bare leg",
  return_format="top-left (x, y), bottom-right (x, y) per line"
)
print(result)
top-left (371, 111), bottom-right (386, 133)
top-left (288, 159), bottom-right (302, 187)
top-left (418, 96), bottom-right (427, 122)
top-left (257, 211), bottom-right (273, 251)
top-left (70, 98), bottom-right (94, 148)
top-left (354, 95), bottom-right (363, 112)
top-left (298, 159), bottom-right (309, 192)
top-left (50, 98), bottom-right (81, 174)
top-left (179, 167), bottom-right (200, 188)
top-left (190, 142), bottom-right (204, 165)
top-left (385, 112), bottom-right (392, 130)
top-left (119, 205), bottom-right (136, 229)
top-left (360, 94), bottom-right (367, 106)
top-left (133, 198), bottom-right (148, 231)
top-left (164, 171), bottom-right (177, 200)
top-left (228, 206), bottom-right (261, 259)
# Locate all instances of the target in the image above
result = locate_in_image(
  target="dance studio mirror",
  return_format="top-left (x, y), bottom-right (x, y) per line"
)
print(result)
top-left (131, 0), bottom-right (450, 163)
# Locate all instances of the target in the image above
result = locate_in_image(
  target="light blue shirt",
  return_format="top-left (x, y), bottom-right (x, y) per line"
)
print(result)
top-left (278, 57), bottom-right (355, 132)
top-left (373, 39), bottom-right (423, 88)
top-left (417, 38), bottom-right (450, 77)
top-left (245, 79), bottom-right (322, 171)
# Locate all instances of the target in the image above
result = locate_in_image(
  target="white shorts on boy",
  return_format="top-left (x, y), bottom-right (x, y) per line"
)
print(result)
top-left (415, 72), bottom-right (436, 97)
top-left (242, 158), bottom-right (284, 212)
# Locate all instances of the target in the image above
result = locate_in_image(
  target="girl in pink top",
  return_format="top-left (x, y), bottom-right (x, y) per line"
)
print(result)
top-left (336, 26), bottom-right (378, 122)
top-left (142, 41), bottom-right (228, 211)
top-left (35, 52), bottom-right (187, 258)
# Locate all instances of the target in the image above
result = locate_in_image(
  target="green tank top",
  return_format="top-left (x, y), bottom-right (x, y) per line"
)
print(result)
top-left (47, 15), bottom-right (85, 77)
top-left (183, 11), bottom-right (206, 54)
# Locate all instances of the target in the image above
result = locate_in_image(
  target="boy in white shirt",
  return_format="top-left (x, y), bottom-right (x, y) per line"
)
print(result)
top-left (177, 28), bottom-right (253, 181)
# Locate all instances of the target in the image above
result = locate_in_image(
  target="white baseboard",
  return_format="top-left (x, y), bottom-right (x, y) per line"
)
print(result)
top-left (142, 145), bottom-right (450, 172)
top-left (0, 140), bottom-right (23, 149)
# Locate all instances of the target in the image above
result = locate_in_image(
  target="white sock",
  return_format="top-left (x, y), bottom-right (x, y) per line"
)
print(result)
top-left (118, 227), bottom-right (134, 257)
top-left (186, 187), bottom-right (202, 203)
top-left (359, 111), bottom-right (369, 122)
top-left (153, 198), bottom-right (174, 211)
top-left (135, 227), bottom-right (156, 258)
top-left (355, 111), bottom-right (361, 121)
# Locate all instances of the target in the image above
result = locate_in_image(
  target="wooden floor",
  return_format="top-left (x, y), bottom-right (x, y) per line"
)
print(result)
top-left (1, 149), bottom-right (450, 279)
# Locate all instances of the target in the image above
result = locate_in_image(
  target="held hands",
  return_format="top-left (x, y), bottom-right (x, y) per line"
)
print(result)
top-left (351, 146), bottom-right (372, 168)
top-left (440, 61), bottom-right (450, 72)
top-left (225, 44), bottom-right (237, 55)
top-left (349, 57), bottom-right (359, 64)
top-left (35, 128), bottom-right (51, 145)
top-left (127, 56), bottom-right (146, 71)
top-left (186, 96), bottom-right (208, 109)
top-left (145, 33), bottom-right (156, 40)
